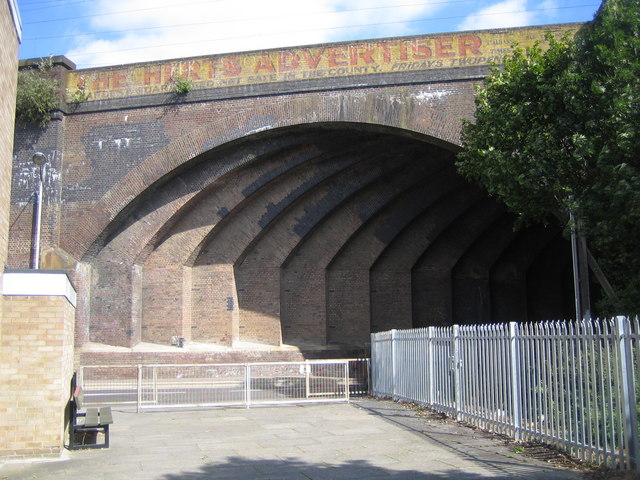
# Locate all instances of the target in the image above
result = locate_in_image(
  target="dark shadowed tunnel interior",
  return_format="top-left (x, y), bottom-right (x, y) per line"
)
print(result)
top-left (84, 123), bottom-right (574, 350)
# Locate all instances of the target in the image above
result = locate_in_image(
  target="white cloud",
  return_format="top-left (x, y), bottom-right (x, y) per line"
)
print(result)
top-left (457, 0), bottom-right (533, 31)
top-left (540, 0), bottom-right (560, 16)
top-left (65, 0), bottom-right (445, 68)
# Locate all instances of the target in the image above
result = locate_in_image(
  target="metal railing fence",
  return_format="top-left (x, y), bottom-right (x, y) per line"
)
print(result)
top-left (78, 359), bottom-right (369, 411)
top-left (371, 317), bottom-right (640, 470)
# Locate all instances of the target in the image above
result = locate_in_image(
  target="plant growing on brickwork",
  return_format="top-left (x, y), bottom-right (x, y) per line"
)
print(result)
top-left (66, 76), bottom-right (90, 103)
top-left (15, 56), bottom-right (59, 127)
top-left (171, 74), bottom-right (193, 94)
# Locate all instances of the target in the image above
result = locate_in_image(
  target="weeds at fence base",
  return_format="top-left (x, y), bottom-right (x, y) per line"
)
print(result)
top-left (584, 466), bottom-right (640, 480)
top-left (511, 441), bottom-right (583, 470)
top-left (402, 402), bottom-right (449, 422)
top-left (395, 399), bottom-right (592, 472)
top-left (400, 399), bottom-right (640, 478)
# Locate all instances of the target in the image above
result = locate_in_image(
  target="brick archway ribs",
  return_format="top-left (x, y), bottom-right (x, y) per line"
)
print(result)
top-left (79, 123), bottom-right (570, 350)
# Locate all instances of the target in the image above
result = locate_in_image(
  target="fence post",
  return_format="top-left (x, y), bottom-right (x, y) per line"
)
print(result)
top-left (136, 364), bottom-right (142, 413)
top-left (509, 322), bottom-right (522, 441)
top-left (153, 366), bottom-right (158, 405)
top-left (615, 316), bottom-right (639, 469)
top-left (304, 360), bottom-right (311, 399)
top-left (391, 329), bottom-right (397, 399)
top-left (428, 326), bottom-right (435, 407)
top-left (344, 361), bottom-right (350, 403)
top-left (453, 324), bottom-right (461, 420)
top-left (245, 364), bottom-right (252, 408)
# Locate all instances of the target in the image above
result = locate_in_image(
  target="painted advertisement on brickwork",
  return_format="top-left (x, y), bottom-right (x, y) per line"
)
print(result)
top-left (66, 24), bottom-right (580, 102)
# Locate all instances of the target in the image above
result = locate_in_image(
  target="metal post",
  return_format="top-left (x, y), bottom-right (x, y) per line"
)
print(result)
top-left (245, 364), bottom-right (252, 408)
top-left (578, 233), bottom-right (592, 320)
top-left (570, 210), bottom-right (591, 320)
top-left (428, 326), bottom-right (435, 407)
top-left (509, 322), bottom-right (522, 440)
top-left (304, 361), bottom-right (311, 399)
top-left (30, 153), bottom-right (47, 269)
top-left (344, 361), bottom-right (350, 403)
top-left (570, 211), bottom-right (582, 321)
top-left (391, 329), bottom-right (397, 399)
top-left (153, 366), bottom-right (158, 405)
top-left (615, 316), bottom-right (639, 469)
top-left (453, 325), bottom-right (461, 420)
top-left (137, 364), bottom-right (142, 413)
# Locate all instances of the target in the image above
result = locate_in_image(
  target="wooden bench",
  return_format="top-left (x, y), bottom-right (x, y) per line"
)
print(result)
top-left (69, 385), bottom-right (113, 449)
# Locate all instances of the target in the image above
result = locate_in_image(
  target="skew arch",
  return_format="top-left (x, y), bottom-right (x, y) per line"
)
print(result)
top-left (79, 122), bottom-right (573, 350)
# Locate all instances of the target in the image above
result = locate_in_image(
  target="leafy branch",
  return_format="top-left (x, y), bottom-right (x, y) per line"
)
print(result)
top-left (15, 56), bottom-right (60, 127)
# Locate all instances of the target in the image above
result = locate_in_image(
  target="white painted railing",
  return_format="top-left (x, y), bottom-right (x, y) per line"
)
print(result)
top-left (371, 317), bottom-right (640, 470)
top-left (79, 359), bottom-right (369, 411)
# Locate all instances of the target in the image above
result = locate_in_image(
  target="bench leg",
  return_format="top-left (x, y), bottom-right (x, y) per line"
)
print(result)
top-left (69, 425), bottom-right (110, 449)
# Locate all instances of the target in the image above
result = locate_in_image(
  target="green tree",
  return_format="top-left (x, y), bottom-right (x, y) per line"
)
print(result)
top-left (456, 0), bottom-right (640, 315)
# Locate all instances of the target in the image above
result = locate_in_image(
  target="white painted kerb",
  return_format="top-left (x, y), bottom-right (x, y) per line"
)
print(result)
top-left (3, 271), bottom-right (77, 307)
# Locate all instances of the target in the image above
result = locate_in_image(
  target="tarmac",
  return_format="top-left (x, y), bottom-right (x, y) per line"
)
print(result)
top-left (0, 398), bottom-right (585, 480)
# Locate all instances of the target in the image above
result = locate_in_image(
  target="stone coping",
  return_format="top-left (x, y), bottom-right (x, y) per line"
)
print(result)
top-left (2, 269), bottom-right (77, 307)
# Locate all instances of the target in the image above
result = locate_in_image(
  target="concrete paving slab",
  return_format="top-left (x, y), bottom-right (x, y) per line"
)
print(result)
top-left (0, 398), bottom-right (585, 480)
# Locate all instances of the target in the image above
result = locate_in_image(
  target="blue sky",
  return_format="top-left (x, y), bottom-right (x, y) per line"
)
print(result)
top-left (18, 0), bottom-right (601, 69)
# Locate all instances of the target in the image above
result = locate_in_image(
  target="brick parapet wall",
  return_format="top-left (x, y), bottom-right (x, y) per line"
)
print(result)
top-left (0, 295), bottom-right (75, 458)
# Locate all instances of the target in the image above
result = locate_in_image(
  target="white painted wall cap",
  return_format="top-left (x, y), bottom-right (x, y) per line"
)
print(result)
top-left (2, 270), bottom-right (77, 307)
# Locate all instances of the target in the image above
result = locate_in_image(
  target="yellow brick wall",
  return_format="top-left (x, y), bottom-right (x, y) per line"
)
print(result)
top-left (0, 296), bottom-right (76, 458)
top-left (0, 0), bottom-right (20, 317)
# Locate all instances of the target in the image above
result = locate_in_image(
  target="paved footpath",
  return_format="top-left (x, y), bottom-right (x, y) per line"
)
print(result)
top-left (1, 398), bottom-right (584, 480)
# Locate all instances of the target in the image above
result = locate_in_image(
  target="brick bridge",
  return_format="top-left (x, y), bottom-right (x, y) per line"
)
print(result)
top-left (10, 24), bottom-right (579, 359)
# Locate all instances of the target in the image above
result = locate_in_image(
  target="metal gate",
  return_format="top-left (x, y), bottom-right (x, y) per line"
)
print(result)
top-left (79, 359), bottom-right (369, 411)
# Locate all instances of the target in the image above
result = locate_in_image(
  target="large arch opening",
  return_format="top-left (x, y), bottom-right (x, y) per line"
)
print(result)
top-left (82, 122), bottom-right (573, 351)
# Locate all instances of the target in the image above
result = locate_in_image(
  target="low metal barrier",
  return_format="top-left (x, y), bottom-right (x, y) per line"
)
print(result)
top-left (78, 359), bottom-right (369, 411)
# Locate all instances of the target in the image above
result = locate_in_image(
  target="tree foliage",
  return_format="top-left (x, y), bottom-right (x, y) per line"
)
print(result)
top-left (456, 0), bottom-right (640, 314)
top-left (15, 57), bottom-right (59, 127)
